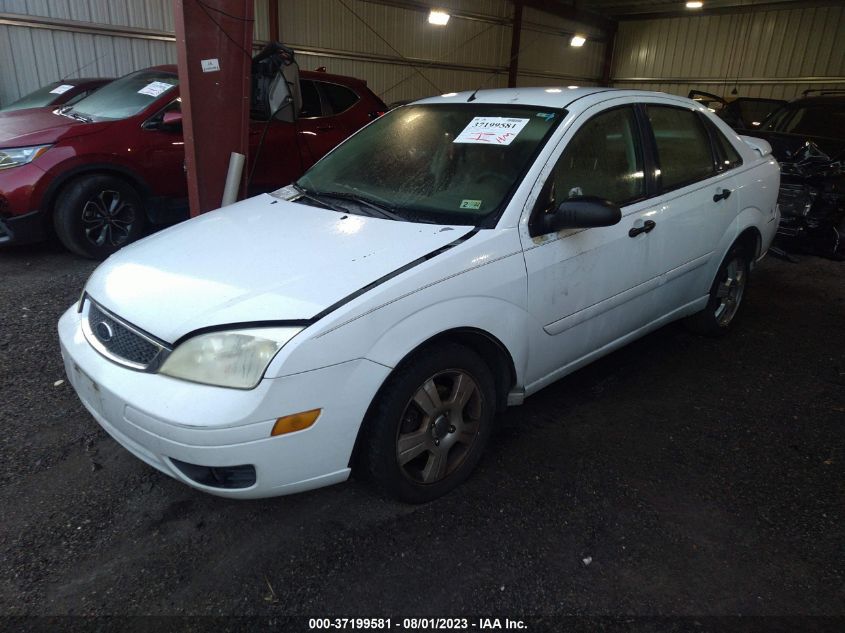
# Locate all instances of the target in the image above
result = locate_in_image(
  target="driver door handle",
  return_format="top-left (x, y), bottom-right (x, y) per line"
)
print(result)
top-left (713, 188), bottom-right (733, 202)
top-left (628, 219), bottom-right (656, 238)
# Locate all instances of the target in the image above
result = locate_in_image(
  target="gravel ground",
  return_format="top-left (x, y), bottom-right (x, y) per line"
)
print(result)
top-left (0, 241), bottom-right (843, 629)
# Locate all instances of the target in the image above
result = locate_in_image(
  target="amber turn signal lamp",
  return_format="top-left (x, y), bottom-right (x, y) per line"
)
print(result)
top-left (271, 409), bottom-right (321, 436)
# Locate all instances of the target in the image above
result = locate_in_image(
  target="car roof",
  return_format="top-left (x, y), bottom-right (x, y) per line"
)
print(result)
top-left (413, 87), bottom-right (685, 112)
top-left (139, 64), bottom-right (365, 86)
top-left (787, 95), bottom-right (845, 106)
top-left (68, 78), bottom-right (113, 87)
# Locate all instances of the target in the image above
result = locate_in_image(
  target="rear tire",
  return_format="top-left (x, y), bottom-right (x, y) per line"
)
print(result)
top-left (685, 243), bottom-right (750, 336)
top-left (53, 175), bottom-right (147, 259)
top-left (360, 343), bottom-right (496, 503)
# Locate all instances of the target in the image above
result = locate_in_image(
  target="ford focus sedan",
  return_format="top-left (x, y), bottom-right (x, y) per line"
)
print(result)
top-left (59, 88), bottom-right (780, 502)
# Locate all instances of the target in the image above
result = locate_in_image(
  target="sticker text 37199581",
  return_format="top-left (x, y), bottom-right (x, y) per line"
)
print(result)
top-left (453, 117), bottom-right (530, 146)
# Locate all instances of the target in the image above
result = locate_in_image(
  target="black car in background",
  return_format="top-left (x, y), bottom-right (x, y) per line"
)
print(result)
top-left (688, 90), bottom-right (786, 133)
top-left (747, 91), bottom-right (845, 259)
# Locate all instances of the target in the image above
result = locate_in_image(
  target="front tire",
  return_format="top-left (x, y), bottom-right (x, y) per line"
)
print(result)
top-left (360, 343), bottom-right (497, 503)
top-left (685, 243), bottom-right (750, 336)
top-left (53, 175), bottom-right (147, 259)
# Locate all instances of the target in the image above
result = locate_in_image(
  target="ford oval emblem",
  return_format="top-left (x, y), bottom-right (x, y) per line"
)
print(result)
top-left (95, 321), bottom-right (114, 342)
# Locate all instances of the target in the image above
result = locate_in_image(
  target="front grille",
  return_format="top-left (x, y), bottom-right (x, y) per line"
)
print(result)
top-left (85, 300), bottom-right (166, 370)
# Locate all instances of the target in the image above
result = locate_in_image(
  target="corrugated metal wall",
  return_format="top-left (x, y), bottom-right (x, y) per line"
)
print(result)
top-left (0, 0), bottom-right (269, 106)
top-left (612, 5), bottom-right (845, 100)
top-left (0, 0), bottom-right (607, 107)
top-left (278, 0), bottom-right (605, 103)
top-left (515, 6), bottom-right (604, 89)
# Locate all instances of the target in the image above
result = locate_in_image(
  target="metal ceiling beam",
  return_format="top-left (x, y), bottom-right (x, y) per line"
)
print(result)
top-left (614, 0), bottom-right (843, 20)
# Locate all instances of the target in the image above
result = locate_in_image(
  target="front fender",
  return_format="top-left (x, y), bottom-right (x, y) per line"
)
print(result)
top-left (362, 296), bottom-right (531, 385)
top-left (266, 233), bottom-right (532, 384)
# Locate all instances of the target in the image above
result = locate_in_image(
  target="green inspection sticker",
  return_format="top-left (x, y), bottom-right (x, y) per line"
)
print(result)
top-left (460, 199), bottom-right (482, 210)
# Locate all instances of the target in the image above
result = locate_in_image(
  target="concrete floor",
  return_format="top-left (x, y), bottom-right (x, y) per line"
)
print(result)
top-left (1, 241), bottom-right (843, 629)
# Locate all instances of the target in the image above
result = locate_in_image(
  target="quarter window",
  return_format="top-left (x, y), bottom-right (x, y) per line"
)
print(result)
top-left (707, 120), bottom-right (743, 171)
top-left (547, 106), bottom-right (645, 208)
top-left (320, 82), bottom-right (359, 114)
top-left (647, 105), bottom-right (716, 190)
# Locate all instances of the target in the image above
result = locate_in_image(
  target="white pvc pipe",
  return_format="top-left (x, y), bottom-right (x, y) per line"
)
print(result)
top-left (221, 152), bottom-right (246, 207)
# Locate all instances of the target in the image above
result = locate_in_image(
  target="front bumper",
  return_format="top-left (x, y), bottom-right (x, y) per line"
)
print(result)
top-left (0, 209), bottom-right (47, 245)
top-left (0, 161), bottom-right (49, 245)
top-left (58, 305), bottom-right (391, 499)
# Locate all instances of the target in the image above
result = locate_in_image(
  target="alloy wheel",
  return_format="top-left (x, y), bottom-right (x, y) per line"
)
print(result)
top-left (714, 257), bottom-right (746, 326)
top-left (81, 189), bottom-right (137, 247)
top-left (395, 369), bottom-right (483, 485)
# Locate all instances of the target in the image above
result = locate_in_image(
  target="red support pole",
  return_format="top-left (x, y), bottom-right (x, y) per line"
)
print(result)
top-left (174, 0), bottom-right (254, 217)
top-left (507, 1), bottom-right (523, 89)
top-left (269, 0), bottom-right (279, 42)
top-left (601, 22), bottom-right (618, 88)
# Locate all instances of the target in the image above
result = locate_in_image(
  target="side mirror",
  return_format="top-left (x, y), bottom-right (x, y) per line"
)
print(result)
top-left (162, 110), bottom-right (183, 129)
top-left (534, 196), bottom-right (621, 235)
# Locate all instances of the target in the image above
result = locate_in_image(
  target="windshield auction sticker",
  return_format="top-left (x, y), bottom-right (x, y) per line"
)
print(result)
top-left (454, 117), bottom-right (530, 145)
top-left (49, 84), bottom-right (74, 95)
top-left (137, 81), bottom-right (174, 97)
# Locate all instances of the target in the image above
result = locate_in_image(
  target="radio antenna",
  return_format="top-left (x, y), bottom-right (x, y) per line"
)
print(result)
top-left (61, 53), bottom-right (108, 81)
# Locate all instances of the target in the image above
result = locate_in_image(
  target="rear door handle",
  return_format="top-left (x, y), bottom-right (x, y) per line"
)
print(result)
top-left (628, 219), bottom-right (656, 237)
top-left (713, 188), bottom-right (733, 202)
top-left (316, 125), bottom-right (335, 131)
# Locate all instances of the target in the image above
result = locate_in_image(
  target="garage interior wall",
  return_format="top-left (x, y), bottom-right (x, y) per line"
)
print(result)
top-left (612, 3), bottom-right (845, 100)
top-left (0, 0), bottom-right (275, 107)
top-left (0, 0), bottom-right (604, 107)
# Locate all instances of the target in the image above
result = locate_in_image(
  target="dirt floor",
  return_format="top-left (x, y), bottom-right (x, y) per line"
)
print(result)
top-left (0, 240), bottom-right (843, 630)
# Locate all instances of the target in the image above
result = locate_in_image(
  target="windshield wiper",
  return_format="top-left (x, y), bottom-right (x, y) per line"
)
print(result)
top-left (319, 191), bottom-right (404, 221)
top-left (291, 184), bottom-right (348, 213)
top-left (58, 108), bottom-right (92, 123)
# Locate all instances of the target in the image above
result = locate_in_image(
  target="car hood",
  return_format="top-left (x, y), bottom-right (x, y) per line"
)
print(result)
top-left (85, 194), bottom-right (474, 343)
top-left (0, 109), bottom-right (111, 147)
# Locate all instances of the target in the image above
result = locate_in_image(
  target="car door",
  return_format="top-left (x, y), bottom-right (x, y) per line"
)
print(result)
top-left (247, 100), bottom-right (300, 196)
top-left (139, 98), bottom-right (188, 218)
top-left (641, 102), bottom-right (740, 313)
top-left (520, 103), bottom-right (665, 389)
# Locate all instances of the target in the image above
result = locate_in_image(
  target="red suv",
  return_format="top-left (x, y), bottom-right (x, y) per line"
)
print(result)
top-left (0, 65), bottom-right (386, 258)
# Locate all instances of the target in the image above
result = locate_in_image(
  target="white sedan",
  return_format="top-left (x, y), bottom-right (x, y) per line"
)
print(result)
top-left (59, 88), bottom-right (780, 502)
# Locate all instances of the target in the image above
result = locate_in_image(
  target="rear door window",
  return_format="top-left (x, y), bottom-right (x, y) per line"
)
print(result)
top-left (299, 80), bottom-right (324, 118)
top-left (319, 82), bottom-right (359, 115)
top-left (647, 105), bottom-right (716, 191)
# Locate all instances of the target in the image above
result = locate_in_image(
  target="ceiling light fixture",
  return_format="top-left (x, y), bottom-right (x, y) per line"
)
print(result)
top-left (570, 35), bottom-right (586, 47)
top-left (686, 1), bottom-right (703, 8)
top-left (428, 9), bottom-right (450, 25)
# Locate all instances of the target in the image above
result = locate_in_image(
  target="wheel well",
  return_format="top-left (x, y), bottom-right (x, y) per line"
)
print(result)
top-left (45, 168), bottom-right (150, 221)
top-left (736, 227), bottom-right (762, 260)
top-left (348, 328), bottom-right (517, 472)
top-left (416, 328), bottom-right (517, 412)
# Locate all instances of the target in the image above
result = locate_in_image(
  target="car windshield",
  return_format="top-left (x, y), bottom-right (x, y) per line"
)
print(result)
top-left (296, 103), bottom-right (562, 225)
top-left (68, 70), bottom-right (177, 122)
top-left (762, 103), bottom-right (845, 139)
top-left (0, 82), bottom-right (70, 112)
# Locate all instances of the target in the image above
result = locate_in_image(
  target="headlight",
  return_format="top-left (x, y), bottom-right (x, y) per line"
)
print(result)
top-left (159, 327), bottom-right (302, 389)
top-left (0, 144), bottom-right (52, 170)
